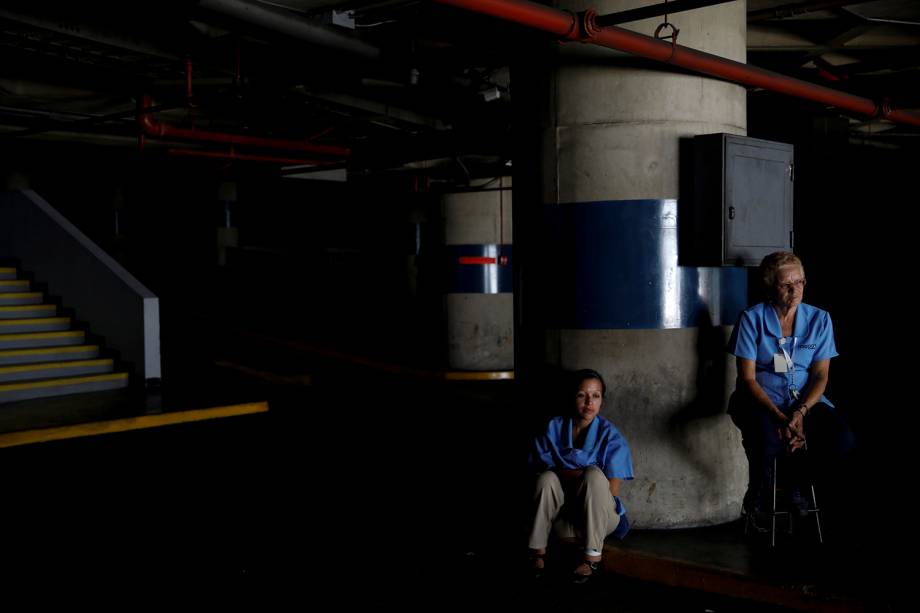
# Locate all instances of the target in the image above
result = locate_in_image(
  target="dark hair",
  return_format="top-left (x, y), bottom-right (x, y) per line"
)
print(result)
top-left (573, 368), bottom-right (606, 396)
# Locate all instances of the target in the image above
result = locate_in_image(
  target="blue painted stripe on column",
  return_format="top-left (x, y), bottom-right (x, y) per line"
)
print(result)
top-left (542, 200), bottom-right (746, 329)
top-left (446, 245), bottom-right (513, 294)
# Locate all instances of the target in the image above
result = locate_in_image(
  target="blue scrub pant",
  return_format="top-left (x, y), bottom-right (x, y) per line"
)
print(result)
top-left (729, 393), bottom-right (856, 511)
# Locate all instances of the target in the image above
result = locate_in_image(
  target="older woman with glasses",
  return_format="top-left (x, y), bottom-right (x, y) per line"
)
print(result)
top-left (527, 369), bottom-right (634, 583)
top-left (727, 251), bottom-right (854, 529)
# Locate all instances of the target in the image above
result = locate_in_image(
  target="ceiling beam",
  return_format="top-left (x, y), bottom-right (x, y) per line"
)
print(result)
top-left (595, 0), bottom-right (737, 28)
top-left (747, 0), bottom-right (865, 24)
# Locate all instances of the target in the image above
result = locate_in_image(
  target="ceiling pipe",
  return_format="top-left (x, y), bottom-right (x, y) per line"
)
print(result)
top-left (434, 0), bottom-right (920, 128)
top-left (1, 103), bottom-right (156, 139)
top-left (138, 95), bottom-right (351, 157)
top-left (186, 58), bottom-right (195, 104)
top-left (167, 148), bottom-right (335, 166)
top-left (198, 0), bottom-right (380, 61)
top-left (0, 7), bottom-right (181, 61)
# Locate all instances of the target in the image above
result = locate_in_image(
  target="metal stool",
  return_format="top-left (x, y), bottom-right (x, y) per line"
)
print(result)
top-left (769, 441), bottom-right (823, 547)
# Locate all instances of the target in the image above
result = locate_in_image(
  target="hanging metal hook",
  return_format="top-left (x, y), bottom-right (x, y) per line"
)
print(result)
top-left (654, 21), bottom-right (679, 44)
top-left (654, 0), bottom-right (680, 59)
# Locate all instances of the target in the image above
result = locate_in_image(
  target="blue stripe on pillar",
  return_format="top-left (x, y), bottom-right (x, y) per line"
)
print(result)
top-left (446, 245), bottom-right (513, 294)
top-left (543, 199), bottom-right (746, 329)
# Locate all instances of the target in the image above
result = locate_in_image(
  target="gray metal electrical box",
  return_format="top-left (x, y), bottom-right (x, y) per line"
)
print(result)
top-left (685, 133), bottom-right (794, 266)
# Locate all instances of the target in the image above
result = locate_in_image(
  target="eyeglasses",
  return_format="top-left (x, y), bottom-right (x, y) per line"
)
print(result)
top-left (776, 278), bottom-right (806, 291)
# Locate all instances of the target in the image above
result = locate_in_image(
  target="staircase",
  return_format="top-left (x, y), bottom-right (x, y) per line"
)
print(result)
top-left (0, 266), bottom-right (129, 403)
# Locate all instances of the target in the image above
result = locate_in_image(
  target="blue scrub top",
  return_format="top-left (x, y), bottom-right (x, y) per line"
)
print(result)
top-left (727, 301), bottom-right (838, 411)
top-left (530, 414), bottom-right (634, 517)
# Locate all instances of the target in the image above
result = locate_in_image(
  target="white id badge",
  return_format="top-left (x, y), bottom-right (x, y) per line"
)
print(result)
top-left (773, 353), bottom-right (788, 373)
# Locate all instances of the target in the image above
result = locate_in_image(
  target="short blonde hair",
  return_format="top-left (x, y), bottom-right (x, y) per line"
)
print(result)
top-left (759, 251), bottom-right (804, 290)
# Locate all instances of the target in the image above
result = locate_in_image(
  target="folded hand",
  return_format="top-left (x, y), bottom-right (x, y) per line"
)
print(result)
top-left (787, 433), bottom-right (806, 452)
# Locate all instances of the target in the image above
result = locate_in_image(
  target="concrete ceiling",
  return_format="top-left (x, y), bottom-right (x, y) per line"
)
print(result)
top-left (0, 0), bottom-right (917, 179)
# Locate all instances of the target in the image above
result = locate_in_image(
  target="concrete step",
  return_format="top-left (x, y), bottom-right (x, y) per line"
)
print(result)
top-left (0, 344), bottom-right (100, 366)
top-left (0, 267), bottom-right (16, 280)
top-left (0, 358), bottom-right (114, 383)
top-left (0, 330), bottom-right (84, 350)
top-left (0, 293), bottom-right (43, 306)
top-left (0, 280), bottom-right (30, 293)
top-left (0, 372), bottom-right (128, 403)
top-left (0, 317), bottom-right (70, 334)
top-left (0, 304), bottom-right (57, 319)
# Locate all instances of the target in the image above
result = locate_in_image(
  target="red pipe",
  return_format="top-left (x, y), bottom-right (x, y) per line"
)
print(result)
top-left (186, 59), bottom-right (192, 100)
top-left (435, 0), bottom-right (920, 127)
top-left (185, 58), bottom-right (195, 105)
top-left (167, 148), bottom-right (334, 166)
top-left (138, 95), bottom-right (351, 157)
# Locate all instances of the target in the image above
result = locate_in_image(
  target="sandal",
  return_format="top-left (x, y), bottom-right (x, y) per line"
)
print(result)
top-left (572, 560), bottom-right (599, 584)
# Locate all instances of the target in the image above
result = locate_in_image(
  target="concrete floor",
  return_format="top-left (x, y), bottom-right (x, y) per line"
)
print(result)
top-left (0, 326), bottom-right (902, 612)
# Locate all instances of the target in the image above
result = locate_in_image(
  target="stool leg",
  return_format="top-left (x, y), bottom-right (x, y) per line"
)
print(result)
top-left (771, 456), bottom-right (777, 548)
top-left (810, 483), bottom-right (823, 544)
top-left (802, 437), bottom-right (823, 545)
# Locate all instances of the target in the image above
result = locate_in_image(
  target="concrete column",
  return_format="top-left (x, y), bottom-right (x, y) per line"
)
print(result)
top-left (442, 177), bottom-right (514, 370)
top-left (538, 1), bottom-right (748, 527)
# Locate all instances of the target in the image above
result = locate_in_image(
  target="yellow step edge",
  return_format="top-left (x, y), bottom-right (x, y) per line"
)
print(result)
top-left (0, 401), bottom-right (269, 449)
top-left (0, 317), bottom-right (69, 327)
top-left (0, 359), bottom-right (112, 375)
top-left (0, 268), bottom-right (16, 273)
top-left (0, 293), bottom-right (42, 299)
top-left (0, 317), bottom-right (69, 326)
top-left (0, 345), bottom-right (99, 357)
top-left (0, 331), bottom-right (82, 341)
top-left (0, 280), bottom-right (28, 286)
top-left (0, 305), bottom-right (55, 312)
top-left (0, 372), bottom-right (127, 392)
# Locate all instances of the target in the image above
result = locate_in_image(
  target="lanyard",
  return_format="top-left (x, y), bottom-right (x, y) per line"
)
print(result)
top-left (779, 336), bottom-right (799, 399)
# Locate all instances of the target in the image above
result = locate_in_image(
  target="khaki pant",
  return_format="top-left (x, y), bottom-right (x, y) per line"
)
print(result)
top-left (528, 466), bottom-right (620, 554)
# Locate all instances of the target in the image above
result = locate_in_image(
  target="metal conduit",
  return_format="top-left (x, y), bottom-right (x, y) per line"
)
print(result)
top-left (198, 0), bottom-right (380, 61)
top-left (168, 148), bottom-right (333, 166)
top-left (138, 95), bottom-right (351, 158)
top-left (434, 0), bottom-right (920, 127)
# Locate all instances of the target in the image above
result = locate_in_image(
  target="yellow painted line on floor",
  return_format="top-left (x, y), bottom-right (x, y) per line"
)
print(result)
top-left (0, 345), bottom-right (99, 358)
top-left (443, 370), bottom-right (514, 380)
top-left (0, 359), bottom-right (111, 375)
top-left (0, 331), bottom-right (82, 341)
top-left (0, 372), bottom-right (126, 392)
top-left (0, 305), bottom-right (55, 313)
top-left (0, 401), bottom-right (269, 449)
top-left (0, 317), bottom-right (69, 327)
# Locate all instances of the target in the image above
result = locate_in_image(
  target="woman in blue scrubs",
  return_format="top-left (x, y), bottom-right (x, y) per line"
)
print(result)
top-left (727, 251), bottom-right (853, 526)
top-left (527, 369), bottom-right (634, 583)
